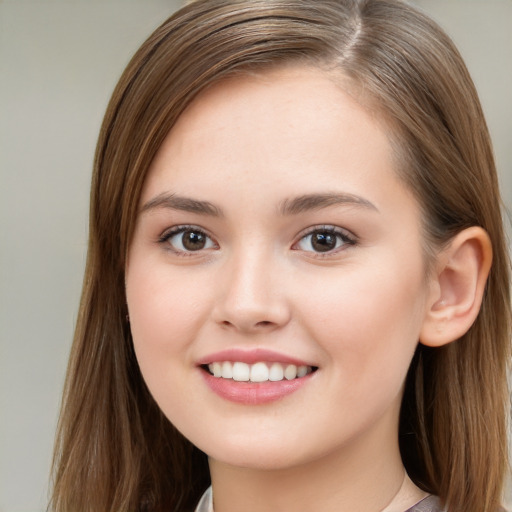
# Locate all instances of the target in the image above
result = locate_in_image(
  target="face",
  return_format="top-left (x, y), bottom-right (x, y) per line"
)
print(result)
top-left (126, 66), bottom-right (434, 471)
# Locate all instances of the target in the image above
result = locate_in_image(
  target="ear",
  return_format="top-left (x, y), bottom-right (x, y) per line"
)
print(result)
top-left (420, 227), bottom-right (492, 347)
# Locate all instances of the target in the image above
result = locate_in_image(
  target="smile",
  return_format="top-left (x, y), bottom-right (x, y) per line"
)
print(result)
top-left (198, 349), bottom-right (318, 404)
top-left (207, 361), bottom-right (315, 382)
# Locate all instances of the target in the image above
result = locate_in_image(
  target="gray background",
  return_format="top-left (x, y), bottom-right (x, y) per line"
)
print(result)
top-left (0, 1), bottom-right (510, 511)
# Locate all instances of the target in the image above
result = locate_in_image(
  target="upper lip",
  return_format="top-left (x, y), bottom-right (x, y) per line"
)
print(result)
top-left (196, 348), bottom-right (315, 367)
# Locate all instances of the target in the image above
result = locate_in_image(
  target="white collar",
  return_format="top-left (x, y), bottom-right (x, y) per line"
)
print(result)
top-left (194, 486), bottom-right (213, 512)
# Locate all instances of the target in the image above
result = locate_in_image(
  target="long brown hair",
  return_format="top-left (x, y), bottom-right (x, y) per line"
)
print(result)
top-left (50, 1), bottom-right (511, 511)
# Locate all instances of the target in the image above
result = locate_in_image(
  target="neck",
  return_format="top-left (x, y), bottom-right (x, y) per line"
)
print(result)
top-left (208, 422), bottom-right (422, 512)
top-left (381, 474), bottom-right (428, 512)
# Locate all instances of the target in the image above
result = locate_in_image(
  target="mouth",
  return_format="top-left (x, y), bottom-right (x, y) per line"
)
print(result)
top-left (197, 349), bottom-right (318, 404)
top-left (202, 361), bottom-right (317, 382)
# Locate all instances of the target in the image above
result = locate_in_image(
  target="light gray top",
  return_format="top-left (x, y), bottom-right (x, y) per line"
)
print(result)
top-left (194, 487), bottom-right (443, 512)
top-left (405, 495), bottom-right (443, 512)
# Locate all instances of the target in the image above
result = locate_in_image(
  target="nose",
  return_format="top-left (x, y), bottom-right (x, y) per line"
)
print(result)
top-left (213, 249), bottom-right (291, 334)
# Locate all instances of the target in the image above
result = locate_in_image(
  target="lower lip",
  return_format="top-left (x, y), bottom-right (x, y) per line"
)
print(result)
top-left (201, 370), bottom-right (314, 405)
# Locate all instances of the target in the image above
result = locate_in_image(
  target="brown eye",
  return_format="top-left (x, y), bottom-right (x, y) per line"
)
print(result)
top-left (310, 232), bottom-right (337, 252)
top-left (296, 227), bottom-right (356, 254)
top-left (163, 227), bottom-right (216, 253)
top-left (182, 230), bottom-right (207, 250)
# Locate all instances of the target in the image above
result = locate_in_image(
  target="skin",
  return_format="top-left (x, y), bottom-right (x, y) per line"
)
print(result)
top-left (126, 66), bottom-right (438, 512)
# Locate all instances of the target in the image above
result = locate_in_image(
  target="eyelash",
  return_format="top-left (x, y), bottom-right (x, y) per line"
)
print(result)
top-left (158, 225), bottom-right (218, 256)
top-left (157, 225), bottom-right (357, 256)
top-left (292, 225), bottom-right (357, 256)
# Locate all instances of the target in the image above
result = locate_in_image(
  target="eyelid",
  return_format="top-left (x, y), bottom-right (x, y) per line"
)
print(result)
top-left (158, 224), bottom-right (219, 255)
top-left (292, 224), bottom-right (358, 254)
top-left (158, 224), bottom-right (210, 241)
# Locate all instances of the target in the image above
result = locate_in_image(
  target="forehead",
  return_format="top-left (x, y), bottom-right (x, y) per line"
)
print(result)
top-left (144, 65), bottom-right (399, 204)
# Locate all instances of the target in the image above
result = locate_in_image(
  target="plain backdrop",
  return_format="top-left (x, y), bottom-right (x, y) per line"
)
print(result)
top-left (0, 1), bottom-right (510, 511)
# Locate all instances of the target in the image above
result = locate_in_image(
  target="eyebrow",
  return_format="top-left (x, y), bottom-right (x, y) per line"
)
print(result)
top-left (279, 193), bottom-right (378, 215)
top-left (140, 191), bottom-right (377, 217)
top-left (141, 193), bottom-right (223, 217)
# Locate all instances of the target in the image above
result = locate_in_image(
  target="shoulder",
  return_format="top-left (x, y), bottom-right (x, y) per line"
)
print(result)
top-left (405, 495), bottom-right (444, 512)
top-left (406, 496), bottom-right (509, 512)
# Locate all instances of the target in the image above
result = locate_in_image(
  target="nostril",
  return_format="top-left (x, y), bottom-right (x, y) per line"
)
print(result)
top-left (256, 321), bottom-right (272, 327)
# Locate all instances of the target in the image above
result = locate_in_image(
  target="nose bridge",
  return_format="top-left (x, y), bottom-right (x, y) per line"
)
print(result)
top-left (215, 242), bottom-right (290, 332)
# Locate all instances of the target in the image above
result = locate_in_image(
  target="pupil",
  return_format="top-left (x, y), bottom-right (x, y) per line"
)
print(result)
top-left (183, 231), bottom-right (206, 251)
top-left (312, 232), bottom-right (336, 252)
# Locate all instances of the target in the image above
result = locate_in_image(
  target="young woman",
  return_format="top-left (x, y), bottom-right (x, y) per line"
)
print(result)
top-left (50, 1), bottom-right (511, 511)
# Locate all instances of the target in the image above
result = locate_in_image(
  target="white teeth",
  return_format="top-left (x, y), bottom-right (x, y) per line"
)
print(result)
top-left (297, 365), bottom-right (308, 378)
top-left (221, 361), bottom-right (233, 379)
top-left (211, 362), bottom-right (222, 377)
top-left (232, 362), bottom-right (250, 382)
top-left (250, 362), bottom-right (269, 382)
top-left (207, 361), bottom-right (313, 382)
top-left (268, 362), bottom-right (284, 381)
top-left (284, 364), bottom-right (297, 380)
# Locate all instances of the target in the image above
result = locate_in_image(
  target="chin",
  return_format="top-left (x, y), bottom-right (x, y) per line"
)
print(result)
top-left (199, 432), bottom-right (340, 473)
top-left (211, 450), bottom-right (306, 472)
top-left (194, 434), bottom-right (306, 471)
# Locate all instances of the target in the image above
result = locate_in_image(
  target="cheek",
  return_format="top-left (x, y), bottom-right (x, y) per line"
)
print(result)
top-left (297, 258), bottom-right (427, 384)
top-left (125, 261), bottom-right (214, 422)
top-left (125, 260), bottom-right (211, 366)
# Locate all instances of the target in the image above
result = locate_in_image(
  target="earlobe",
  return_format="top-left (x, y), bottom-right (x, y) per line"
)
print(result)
top-left (420, 227), bottom-right (492, 347)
